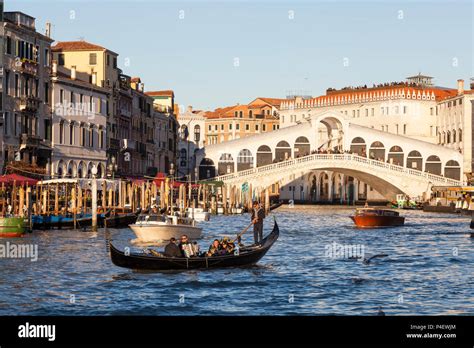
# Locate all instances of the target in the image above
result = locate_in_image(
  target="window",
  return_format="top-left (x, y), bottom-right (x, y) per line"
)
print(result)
top-left (214, 125), bottom-right (218, 131)
top-left (229, 124), bottom-right (232, 130)
top-left (4, 112), bottom-right (8, 135)
top-left (40, 118), bottom-right (49, 140)
top-left (194, 125), bottom-right (200, 142)
top-left (59, 122), bottom-right (64, 144)
top-left (245, 124), bottom-right (249, 131)
top-left (263, 124), bottom-right (266, 131)
top-left (403, 106), bottom-right (407, 114)
top-left (44, 48), bottom-right (50, 67)
top-left (113, 57), bottom-right (117, 68)
top-left (236, 124), bottom-right (240, 130)
top-left (403, 124), bottom-right (407, 134)
top-left (249, 110), bottom-right (253, 118)
top-left (70, 92), bottom-right (75, 106)
top-left (239, 111), bottom-right (243, 118)
top-left (5, 70), bottom-right (10, 96)
top-left (58, 54), bottom-right (65, 66)
top-left (430, 107), bottom-right (434, 116)
top-left (67, 122), bottom-right (74, 145)
top-left (106, 55), bottom-right (110, 66)
top-left (14, 74), bottom-right (19, 97)
top-left (99, 128), bottom-right (104, 149)
top-left (371, 108), bottom-right (374, 116)
top-left (89, 127), bottom-right (94, 147)
top-left (60, 89), bottom-right (64, 103)
top-left (89, 53), bottom-right (97, 65)
top-left (6, 37), bottom-right (12, 55)
top-left (208, 125), bottom-right (212, 132)
top-left (80, 125), bottom-right (86, 146)
top-left (221, 124), bottom-right (224, 131)
top-left (255, 124), bottom-right (259, 131)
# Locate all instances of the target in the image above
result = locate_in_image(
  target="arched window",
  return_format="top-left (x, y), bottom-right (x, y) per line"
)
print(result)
top-left (425, 155), bottom-right (441, 175)
top-left (388, 145), bottom-right (404, 166)
top-left (446, 131), bottom-right (451, 144)
top-left (350, 137), bottom-right (366, 156)
top-left (275, 140), bottom-right (291, 161)
top-left (459, 128), bottom-right (462, 142)
top-left (444, 160), bottom-right (461, 180)
top-left (199, 158), bottom-right (215, 179)
top-left (407, 150), bottom-right (422, 170)
top-left (218, 153), bottom-right (234, 175)
top-left (89, 126), bottom-right (94, 147)
top-left (369, 141), bottom-right (385, 161)
top-left (294, 136), bottom-right (310, 157)
top-left (180, 148), bottom-right (187, 168)
top-left (257, 145), bottom-right (272, 167)
top-left (180, 125), bottom-right (188, 139)
top-left (194, 125), bottom-right (200, 142)
top-left (452, 130), bottom-right (456, 143)
top-left (237, 149), bottom-right (253, 171)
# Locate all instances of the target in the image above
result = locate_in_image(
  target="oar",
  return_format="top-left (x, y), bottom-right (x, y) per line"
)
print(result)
top-left (231, 221), bottom-right (253, 243)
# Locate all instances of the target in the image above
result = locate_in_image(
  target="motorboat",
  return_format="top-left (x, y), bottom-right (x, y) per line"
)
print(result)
top-left (185, 207), bottom-right (210, 222)
top-left (129, 214), bottom-right (202, 243)
top-left (350, 208), bottom-right (405, 227)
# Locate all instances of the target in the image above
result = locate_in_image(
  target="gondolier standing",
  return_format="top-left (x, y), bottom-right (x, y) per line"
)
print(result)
top-left (251, 201), bottom-right (265, 245)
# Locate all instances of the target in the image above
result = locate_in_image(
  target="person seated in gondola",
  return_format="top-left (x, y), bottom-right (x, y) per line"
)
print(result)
top-left (164, 237), bottom-right (182, 257)
top-left (179, 235), bottom-right (197, 258)
top-left (206, 239), bottom-right (220, 257)
top-left (218, 237), bottom-right (235, 255)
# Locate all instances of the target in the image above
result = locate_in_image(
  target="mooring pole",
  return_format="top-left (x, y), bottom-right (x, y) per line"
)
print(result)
top-left (91, 166), bottom-right (98, 232)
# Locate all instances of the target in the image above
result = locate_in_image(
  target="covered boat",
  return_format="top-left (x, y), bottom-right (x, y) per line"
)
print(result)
top-left (110, 219), bottom-right (279, 270)
top-left (350, 208), bottom-right (405, 227)
top-left (130, 214), bottom-right (202, 243)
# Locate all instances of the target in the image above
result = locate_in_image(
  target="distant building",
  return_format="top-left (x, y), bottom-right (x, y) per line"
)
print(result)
top-left (146, 90), bottom-right (178, 174)
top-left (204, 97), bottom-right (283, 146)
top-left (176, 105), bottom-right (206, 180)
top-left (1, 11), bottom-right (54, 174)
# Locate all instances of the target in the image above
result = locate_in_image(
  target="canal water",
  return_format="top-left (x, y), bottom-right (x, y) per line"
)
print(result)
top-left (0, 206), bottom-right (473, 315)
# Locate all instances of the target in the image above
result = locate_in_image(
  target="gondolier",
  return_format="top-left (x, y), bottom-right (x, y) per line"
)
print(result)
top-left (251, 201), bottom-right (265, 245)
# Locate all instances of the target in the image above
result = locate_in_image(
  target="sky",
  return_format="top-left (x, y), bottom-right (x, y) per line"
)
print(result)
top-left (6, 0), bottom-right (474, 111)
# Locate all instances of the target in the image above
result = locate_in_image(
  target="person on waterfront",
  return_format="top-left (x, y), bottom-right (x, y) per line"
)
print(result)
top-left (164, 237), bottom-right (182, 257)
top-left (206, 239), bottom-right (220, 256)
top-left (251, 201), bottom-right (265, 245)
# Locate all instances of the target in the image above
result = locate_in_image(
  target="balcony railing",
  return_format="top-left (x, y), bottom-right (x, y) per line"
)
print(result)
top-left (20, 133), bottom-right (41, 147)
top-left (16, 59), bottom-right (39, 76)
top-left (19, 96), bottom-right (41, 112)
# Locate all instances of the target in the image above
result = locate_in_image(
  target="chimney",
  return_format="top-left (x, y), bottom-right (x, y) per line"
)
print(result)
top-left (457, 79), bottom-right (464, 95)
top-left (45, 22), bottom-right (52, 38)
top-left (52, 60), bottom-right (58, 75)
top-left (187, 105), bottom-right (193, 112)
top-left (71, 66), bottom-right (76, 80)
top-left (92, 72), bottom-right (97, 85)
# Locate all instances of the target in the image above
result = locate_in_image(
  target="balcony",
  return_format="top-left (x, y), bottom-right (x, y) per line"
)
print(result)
top-left (19, 96), bottom-right (41, 113)
top-left (16, 59), bottom-right (39, 76)
top-left (121, 138), bottom-right (136, 150)
top-left (20, 133), bottom-right (41, 148)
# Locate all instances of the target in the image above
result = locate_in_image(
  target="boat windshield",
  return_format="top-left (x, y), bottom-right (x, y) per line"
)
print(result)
top-left (137, 214), bottom-right (165, 222)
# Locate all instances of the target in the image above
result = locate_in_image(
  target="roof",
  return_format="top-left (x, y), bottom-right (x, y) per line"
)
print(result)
top-left (146, 90), bottom-right (175, 97)
top-left (252, 97), bottom-right (286, 107)
top-left (52, 41), bottom-right (118, 55)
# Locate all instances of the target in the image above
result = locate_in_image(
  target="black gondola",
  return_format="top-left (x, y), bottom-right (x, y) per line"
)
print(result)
top-left (109, 219), bottom-right (279, 270)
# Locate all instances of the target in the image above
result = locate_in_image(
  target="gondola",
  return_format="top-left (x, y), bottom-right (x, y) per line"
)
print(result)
top-left (109, 219), bottom-right (279, 270)
top-left (104, 208), bottom-right (142, 228)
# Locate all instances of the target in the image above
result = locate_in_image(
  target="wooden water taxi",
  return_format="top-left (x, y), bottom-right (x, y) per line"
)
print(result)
top-left (350, 208), bottom-right (405, 227)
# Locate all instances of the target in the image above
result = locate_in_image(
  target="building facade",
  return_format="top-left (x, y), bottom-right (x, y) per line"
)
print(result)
top-left (50, 62), bottom-right (108, 178)
top-left (205, 97), bottom-right (283, 146)
top-left (176, 105), bottom-right (206, 179)
top-left (1, 11), bottom-right (54, 174)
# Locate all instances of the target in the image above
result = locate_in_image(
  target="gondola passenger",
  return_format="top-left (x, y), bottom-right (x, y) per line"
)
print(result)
top-left (206, 239), bottom-right (220, 257)
top-left (179, 235), bottom-right (196, 258)
top-left (164, 237), bottom-right (181, 257)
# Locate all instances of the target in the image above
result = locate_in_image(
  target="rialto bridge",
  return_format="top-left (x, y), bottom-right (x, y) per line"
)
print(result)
top-left (195, 111), bottom-right (464, 201)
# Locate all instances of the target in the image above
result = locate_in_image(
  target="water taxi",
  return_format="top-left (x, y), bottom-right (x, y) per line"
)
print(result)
top-left (350, 208), bottom-right (405, 227)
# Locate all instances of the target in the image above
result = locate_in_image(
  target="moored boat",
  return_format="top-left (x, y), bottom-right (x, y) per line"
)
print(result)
top-left (110, 219), bottom-right (279, 270)
top-left (185, 207), bottom-right (210, 222)
top-left (350, 208), bottom-right (405, 227)
top-left (0, 217), bottom-right (27, 237)
top-left (129, 214), bottom-right (202, 243)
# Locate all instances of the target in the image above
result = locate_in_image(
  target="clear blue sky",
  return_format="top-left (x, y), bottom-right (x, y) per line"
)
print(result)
top-left (7, 0), bottom-right (473, 111)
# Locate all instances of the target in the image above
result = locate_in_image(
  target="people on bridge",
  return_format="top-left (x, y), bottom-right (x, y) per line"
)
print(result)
top-left (164, 237), bottom-right (182, 257)
top-left (251, 201), bottom-right (265, 245)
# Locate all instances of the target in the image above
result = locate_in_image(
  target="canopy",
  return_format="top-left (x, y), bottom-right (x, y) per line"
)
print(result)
top-left (0, 173), bottom-right (38, 186)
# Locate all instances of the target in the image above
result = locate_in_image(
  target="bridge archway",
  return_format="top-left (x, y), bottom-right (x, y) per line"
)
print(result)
top-left (218, 153), bottom-right (234, 175)
top-left (407, 150), bottom-right (422, 170)
top-left (388, 145), bottom-right (404, 166)
top-left (294, 136), bottom-right (310, 157)
top-left (425, 155), bottom-right (442, 175)
top-left (256, 145), bottom-right (272, 167)
top-left (369, 141), bottom-right (385, 161)
top-left (315, 115), bottom-right (345, 151)
top-left (444, 160), bottom-right (461, 180)
top-left (199, 158), bottom-right (216, 179)
top-left (237, 149), bottom-right (253, 171)
top-left (350, 137), bottom-right (366, 157)
top-left (275, 141), bottom-right (291, 161)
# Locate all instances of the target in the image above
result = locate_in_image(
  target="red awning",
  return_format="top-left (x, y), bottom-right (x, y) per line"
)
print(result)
top-left (0, 174), bottom-right (38, 186)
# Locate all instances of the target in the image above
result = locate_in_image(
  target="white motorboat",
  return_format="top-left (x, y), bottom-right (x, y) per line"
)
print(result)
top-left (129, 214), bottom-right (202, 243)
top-left (185, 207), bottom-right (210, 222)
